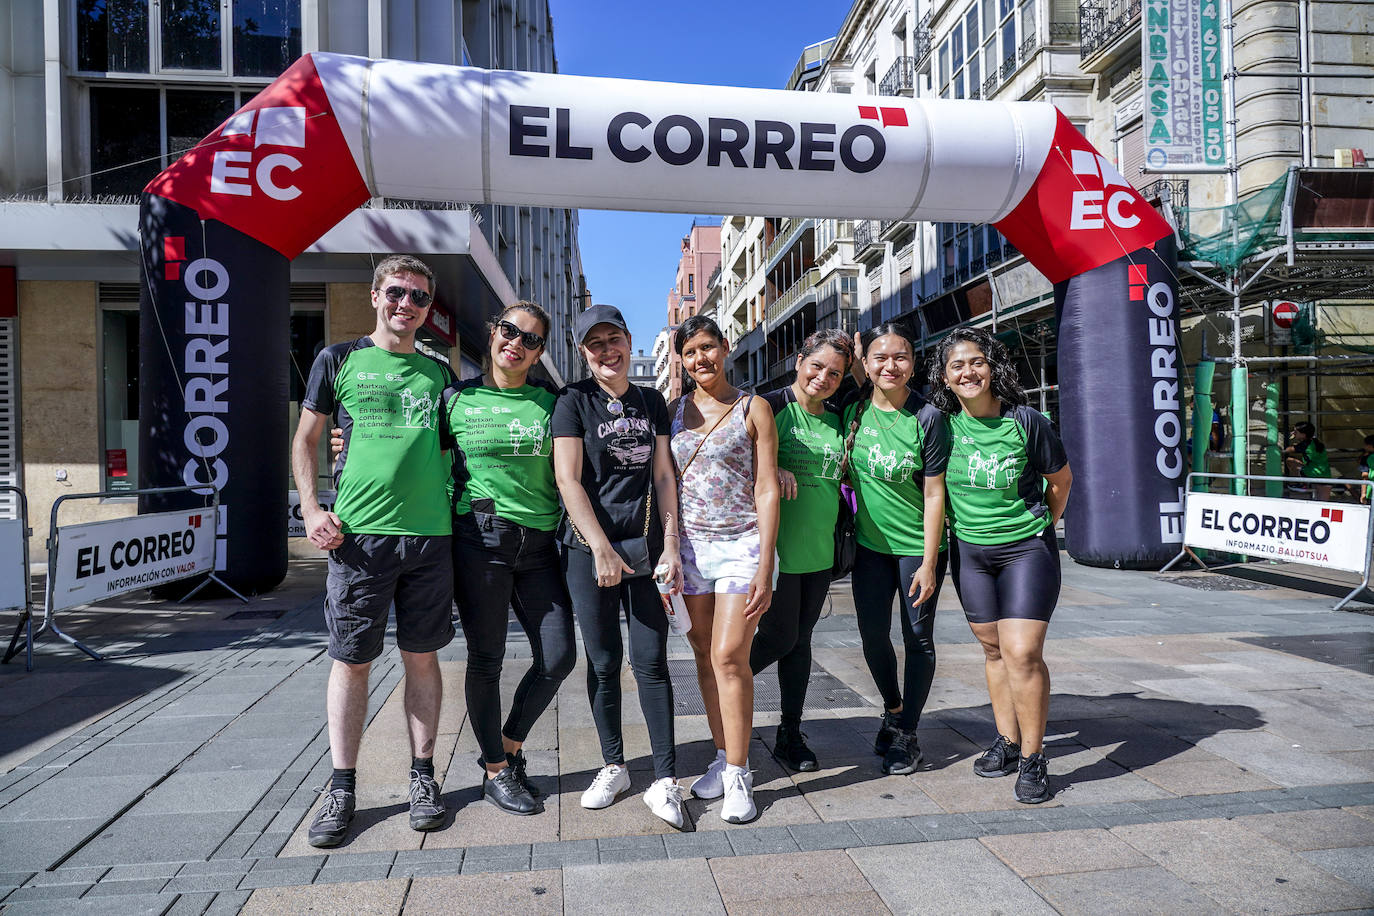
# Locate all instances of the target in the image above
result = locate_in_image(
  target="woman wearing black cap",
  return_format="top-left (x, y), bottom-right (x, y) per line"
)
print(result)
top-left (553, 305), bottom-right (687, 828)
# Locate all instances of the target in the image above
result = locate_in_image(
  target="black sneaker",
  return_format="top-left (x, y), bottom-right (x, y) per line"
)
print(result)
top-left (773, 723), bottom-right (819, 772)
top-left (882, 728), bottom-right (922, 775)
top-left (307, 786), bottom-right (356, 848)
top-left (408, 769), bottom-right (445, 831)
top-left (507, 749), bottom-right (543, 798)
top-left (973, 735), bottom-right (1021, 778)
top-left (873, 710), bottom-right (900, 756)
top-left (1014, 752), bottom-right (1052, 804)
top-left (483, 765), bottom-right (539, 815)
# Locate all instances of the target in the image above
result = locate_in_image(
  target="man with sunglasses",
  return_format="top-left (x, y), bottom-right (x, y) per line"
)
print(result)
top-left (292, 254), bottom-right (457, 847)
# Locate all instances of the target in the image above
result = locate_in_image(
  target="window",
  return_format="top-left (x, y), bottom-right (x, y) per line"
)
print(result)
top-left (76, 0), bottom-right (299, 77)
top-left (90, 86), bottom-right (237, 196)
top-left (688, 275), bottom-right (695, 296)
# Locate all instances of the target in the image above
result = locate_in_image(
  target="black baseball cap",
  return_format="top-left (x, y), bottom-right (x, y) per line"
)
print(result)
top-left (574, 304), bottom-right (630, 344)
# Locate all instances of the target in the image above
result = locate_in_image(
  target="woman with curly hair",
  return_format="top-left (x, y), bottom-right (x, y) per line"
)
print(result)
top-left (928, 327), bottom-right (1072, 805)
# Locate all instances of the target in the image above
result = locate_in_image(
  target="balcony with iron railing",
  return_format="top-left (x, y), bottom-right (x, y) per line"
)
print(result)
top-left (765, 267), bottom-right (822, 326)
top-left (763, 217), bottom-right (814, 270)
top-left (1138, 178), bottom-right (1189, 212)
top-left (853, 219), bottom-right (879, 254)
top-left (879, 56), bottom-right (916, 96)
top-left (914, 12), bottom-right (933, 65)
top-left (1079, 0), bottom-right (1141, 61)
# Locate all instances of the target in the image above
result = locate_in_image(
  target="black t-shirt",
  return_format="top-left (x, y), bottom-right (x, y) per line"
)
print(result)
top-left (551, 379), bottom-right (671, 550)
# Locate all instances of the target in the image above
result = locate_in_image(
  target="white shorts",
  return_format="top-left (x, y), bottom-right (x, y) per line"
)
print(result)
top-left (680, 530), bottom-right (778, 596)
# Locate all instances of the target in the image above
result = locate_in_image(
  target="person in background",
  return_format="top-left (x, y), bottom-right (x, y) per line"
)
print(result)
top-left (553, 305), bottom-right (685, 828)
top-left (1285, 421), bottom-right (1332, 501)
top-left (752, 329), bottom-right (854, 772)
top-left (670, 315), bottom-right (780, 824)
top-left (1360, 434), bottom-right (1374, 504)
top-left (930, 327), bottom-right (1072, 806)
top-left (842, 321), bottom-right (949, 778)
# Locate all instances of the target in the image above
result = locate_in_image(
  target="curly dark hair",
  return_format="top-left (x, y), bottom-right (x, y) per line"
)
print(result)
top-left (925, 326), bottom-right (1027, 414)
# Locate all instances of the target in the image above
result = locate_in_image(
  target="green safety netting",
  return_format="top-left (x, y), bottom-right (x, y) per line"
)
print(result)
top-left (1177, 172), bottom-right (1289, 270)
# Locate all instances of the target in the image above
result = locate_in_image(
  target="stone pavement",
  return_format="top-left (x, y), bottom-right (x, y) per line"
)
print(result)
top-left (3, 555), bottom-right (1374, 913)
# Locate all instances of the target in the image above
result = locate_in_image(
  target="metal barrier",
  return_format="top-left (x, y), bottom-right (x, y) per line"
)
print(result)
top-left (1162, 472), bottom-right (1374, 611)
top-left (3, 485), bottom-right (246, 670)
top-left (0, 486), bottom-right (34, 670)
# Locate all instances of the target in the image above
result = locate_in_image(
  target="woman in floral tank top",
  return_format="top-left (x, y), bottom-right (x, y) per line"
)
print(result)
top-left (669, 316), bottom-right (780, 825)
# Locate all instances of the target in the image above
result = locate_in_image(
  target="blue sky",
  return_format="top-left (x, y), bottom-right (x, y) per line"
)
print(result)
top-left (547, 0), bottom-right (851, 352)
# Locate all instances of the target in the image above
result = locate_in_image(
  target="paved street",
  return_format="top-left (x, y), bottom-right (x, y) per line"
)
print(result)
top-left (3, 553), bottom-right (1374, 914)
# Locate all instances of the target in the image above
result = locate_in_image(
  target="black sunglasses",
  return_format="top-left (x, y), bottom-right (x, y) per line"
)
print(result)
top-left (497, 319), bottom-right (546, 350)
top-left (380, 285), bottom-right (433, 309)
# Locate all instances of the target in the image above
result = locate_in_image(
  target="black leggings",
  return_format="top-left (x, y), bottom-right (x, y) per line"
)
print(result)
top-left (750, 569), bottom-right (830, 724)
top-left (563, 546), bottom-right (676, 780)
top-left (452, 512), bottom-right (576, 766)
top-left (850, 544), bottom-right (948, 730)
top-left (949, 527), bottom-right (1061, 625)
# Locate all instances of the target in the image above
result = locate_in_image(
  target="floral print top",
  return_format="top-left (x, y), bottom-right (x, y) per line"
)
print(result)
top-left (671, 394), bottom-right (758, 538)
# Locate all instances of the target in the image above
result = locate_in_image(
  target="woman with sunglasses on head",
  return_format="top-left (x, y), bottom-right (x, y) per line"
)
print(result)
top-left (929, 327), bottom-right (1071, 805)
top-left (552, 305), bottom-right (686, 828)
top-left (671, 315), bottom-right (780, 824)
top-left (448, 301), bottom-right (574, 816)
top-left (750, 328), bottom-right (854, 773)
top-left (843, 321), bottom-right (950, 778)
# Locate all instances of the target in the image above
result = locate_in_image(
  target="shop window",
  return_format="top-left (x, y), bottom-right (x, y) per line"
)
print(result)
top-left (100, 287), bottom-right (327, 494)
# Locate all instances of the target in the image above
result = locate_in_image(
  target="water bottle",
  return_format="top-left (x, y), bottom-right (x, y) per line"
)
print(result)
top-left (654, 564), bottom-right (691, 636)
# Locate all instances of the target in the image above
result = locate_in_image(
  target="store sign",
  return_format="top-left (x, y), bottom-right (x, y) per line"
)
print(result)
top-left (287, 490), bottom-right (336, 538)
top-left (1143, 0), bottom-right (1225, 169)
top-left (1184, 491), bottom-right (1371, 573)
top-left (50, 508), bottom-right (217, 611)
top-left (0, 519), bottom-right (26, 611)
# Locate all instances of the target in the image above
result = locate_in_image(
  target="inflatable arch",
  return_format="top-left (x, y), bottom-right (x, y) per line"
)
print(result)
top-left (138, 52), bottom-right (1183, 592)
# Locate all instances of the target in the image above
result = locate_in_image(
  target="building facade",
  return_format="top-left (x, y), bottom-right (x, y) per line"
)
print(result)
top-left (663, 221), bottom-right (721, 400)
top-left (725, 0), bottom-right (1372, 477)
top-left (0, 0), bottom-right (588, 549)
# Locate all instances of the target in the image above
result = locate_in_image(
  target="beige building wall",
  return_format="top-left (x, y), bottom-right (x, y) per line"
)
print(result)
top-left (19, 282), bottom-right (135, 560)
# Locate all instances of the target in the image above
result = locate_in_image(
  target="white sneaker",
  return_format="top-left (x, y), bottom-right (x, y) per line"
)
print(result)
top-left (720, 763), bottom-right (756, 824)
top-left (690, 749), bottom-right (728, 800)
top-left (643, 777), bottom-right (685, 829)
top-left (581, 764), bottom-right (630, 809)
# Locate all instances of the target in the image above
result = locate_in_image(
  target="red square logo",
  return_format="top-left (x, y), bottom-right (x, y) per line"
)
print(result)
top-left (858, 106), bottom-right (879, 121)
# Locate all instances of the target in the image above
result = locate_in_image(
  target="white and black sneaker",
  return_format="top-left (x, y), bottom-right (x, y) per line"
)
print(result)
top-left (720, 764), bottom-right (756, 824)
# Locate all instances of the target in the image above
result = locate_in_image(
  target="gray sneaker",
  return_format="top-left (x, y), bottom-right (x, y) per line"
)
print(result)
top-left (974, 735), bottom-right (1021, 778)
top-left (408, 770), bottom-right (445, 831)
top-left (307, 787), bottom-right (356, 848)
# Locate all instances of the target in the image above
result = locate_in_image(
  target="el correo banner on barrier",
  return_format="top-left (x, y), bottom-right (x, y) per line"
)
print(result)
top-left (0, 519), bottom-right (26, 611)
top-left (1143, 0), bottom-right (1226, 169)
top-left (50, 508), bottom-right (217, 611)
top-left (288, 490), bottom-right (336, 538)
top-left (1184, 492), bottom-right (1372, 574)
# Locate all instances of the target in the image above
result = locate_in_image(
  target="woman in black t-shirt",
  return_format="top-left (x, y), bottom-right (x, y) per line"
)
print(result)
top-left (552, 305), bottom-right (686, 829)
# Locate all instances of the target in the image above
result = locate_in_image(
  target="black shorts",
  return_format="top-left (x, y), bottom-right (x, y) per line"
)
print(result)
top-left (950, 527), bottom-right (1061, 625)
top-left (325, 533), bottom-right (455, 664)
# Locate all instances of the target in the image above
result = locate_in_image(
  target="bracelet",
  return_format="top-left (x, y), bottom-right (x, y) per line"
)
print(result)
top-left (663, 533), bottom-right (680, 540)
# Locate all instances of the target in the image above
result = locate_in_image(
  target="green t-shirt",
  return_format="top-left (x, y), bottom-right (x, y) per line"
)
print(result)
top-left (842, 397), bottom-right (949, 557)
top-left (1301, 441), bottom-right (1331, 479)
top-left (766, 388), bottom-right (845, 574)
top-left (946, 405), bottom-right (1068, 546)
top-left (302, 338), bottom-right (454, 536)
top-left (448, 379), bottom-right (560, 531)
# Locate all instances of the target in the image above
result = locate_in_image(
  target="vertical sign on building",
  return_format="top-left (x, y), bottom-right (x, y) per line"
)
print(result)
top-left (1143, 0), bottom-right (1226, 169)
